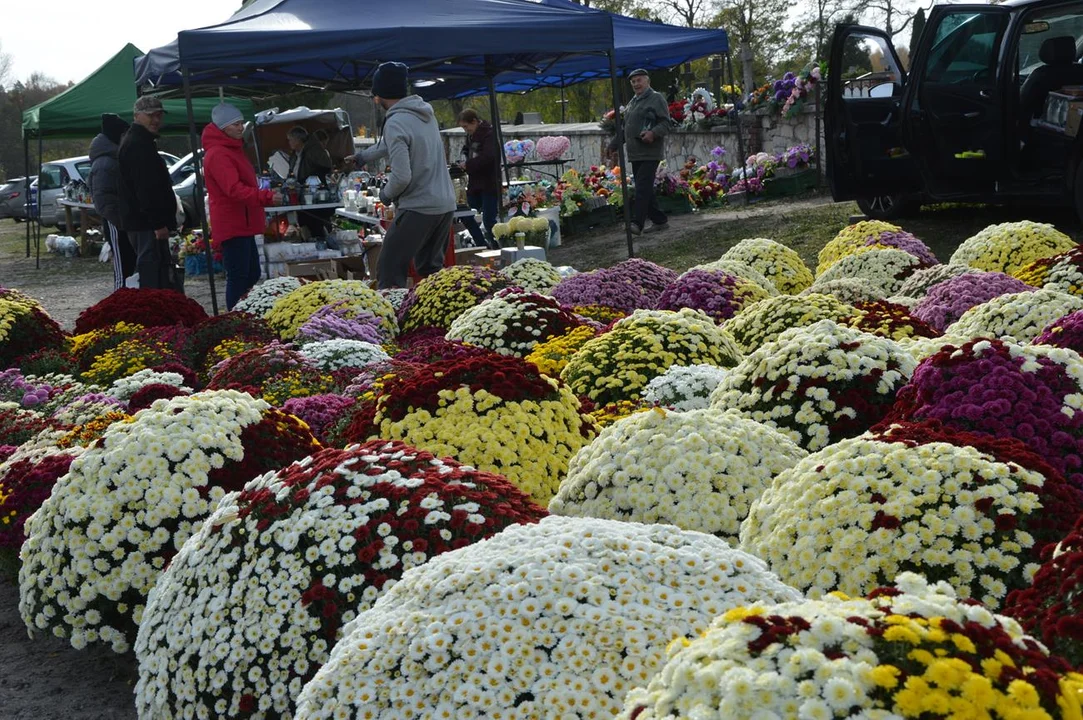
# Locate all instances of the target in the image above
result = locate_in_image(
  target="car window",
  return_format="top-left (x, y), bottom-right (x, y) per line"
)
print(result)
top-left (1018, 5), bottom-right (1083, 80)
top-left (925, 11), bottom-right (1007, 85)
top-left (74, 161), bottom-right (92, 182)
top-left (38, 165), bottom-right (63, 190)
top-left (171, 162), bottom-right (195, 185)
top-left (837, 31), bottom-right (905, 99)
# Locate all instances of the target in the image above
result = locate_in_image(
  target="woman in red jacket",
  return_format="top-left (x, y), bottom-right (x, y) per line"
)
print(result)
top-left (202, 104), bottom-right (282, 309)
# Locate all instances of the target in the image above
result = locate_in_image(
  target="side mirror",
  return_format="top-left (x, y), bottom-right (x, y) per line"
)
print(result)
top-left (869, 82), bottom-right (897, 99)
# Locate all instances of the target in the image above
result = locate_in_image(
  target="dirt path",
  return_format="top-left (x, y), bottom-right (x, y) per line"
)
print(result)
top-left (0, 580), bottom-right (138, 719)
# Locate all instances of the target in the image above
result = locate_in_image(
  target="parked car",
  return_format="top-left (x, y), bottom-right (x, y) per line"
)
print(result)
top-left (36, 151), bottom-right (182, 229)
top-left (170, 151), bottom-right (201, 229)
top-left (0, 178), bottom-right (30, 221)
top-left (827, 0), bottom-right (1083, 220)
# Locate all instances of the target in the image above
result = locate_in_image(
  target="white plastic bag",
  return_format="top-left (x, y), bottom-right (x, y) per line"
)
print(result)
top-left (98, 241), bottom-right (112, 263)
top-left (125, 273), bottom-right (140, 289)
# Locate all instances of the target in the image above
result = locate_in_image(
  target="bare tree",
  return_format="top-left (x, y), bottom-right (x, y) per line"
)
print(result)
top-left (0, 41), bottom-right (12, 91)
top-left (658, 0), bottom-right (713, 27)
top-left (863, 0), bottom-right (922, 39)
top-left (802, 0), bottom-right (870, 61)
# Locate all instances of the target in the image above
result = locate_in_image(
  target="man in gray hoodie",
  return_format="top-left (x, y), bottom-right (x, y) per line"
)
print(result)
top-left (89, 113), bottom-right (135, 290)
top-left (354, 62), bottom-right (456, 289)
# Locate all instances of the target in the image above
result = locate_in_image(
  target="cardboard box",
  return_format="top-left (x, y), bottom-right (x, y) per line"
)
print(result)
top-left (286, 260), bottom-right (337, 280)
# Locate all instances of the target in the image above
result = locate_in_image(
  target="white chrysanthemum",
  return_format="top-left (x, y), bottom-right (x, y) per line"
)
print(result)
top-left (641, 364), bottom-right (731, 411)
top-left (108, 369), bottom-right (191, 402)
top-left (500, 258), bottom-right (564, 294)
top-left (721, 237), bottom-right (813, 294)
top-left (378, 287), bottom-right (409, 311)
top-left (298, 338), bottom-right (390, 372)
top-left (445, 290), bottom-right (580, 357)
top-left (294, 516), bottom-right (800, 720)
top-left (813, 248), bottom-right (924, 296)
top-left (803, 277), bottom-right (886, 305)
top-left (948, 287), bottom-right (1083, 343)
top-left (896, 263), bottom-right (977, 299)
top-left (233, 277), bottom-right (303, 318)
top-left (550, 408), bottom-right (806, 540)
top-left (711, 320), bottom-right (915, 451)
top-left (722, 294), bottom-right (857, 355)
top-left (18, 390), bottom-right (315, 654)
top-left (740, 434), bottom-right (1053, 607)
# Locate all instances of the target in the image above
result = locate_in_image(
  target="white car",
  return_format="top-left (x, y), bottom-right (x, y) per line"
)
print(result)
top-left (36, 151), bottom-right (181, 229)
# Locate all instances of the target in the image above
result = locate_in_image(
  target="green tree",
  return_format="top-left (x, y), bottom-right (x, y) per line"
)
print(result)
top-left (712, 0), bottom-right (790, 95)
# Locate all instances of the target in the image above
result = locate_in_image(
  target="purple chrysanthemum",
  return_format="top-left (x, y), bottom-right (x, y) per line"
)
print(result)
top-left (1034, 310), bottom-right (1083, 353)
top-left (656, 270), bottom-right (762, 323)
top-left (867, 230), bottom-right (940, 267)
top-left (281, 394), bottom-right (356, 444)
top-left (913, 272), bottom-right (1034, 332)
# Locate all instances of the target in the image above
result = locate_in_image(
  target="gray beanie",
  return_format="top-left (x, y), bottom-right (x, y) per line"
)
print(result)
top-left (211, 103), bottom-right (244, 129)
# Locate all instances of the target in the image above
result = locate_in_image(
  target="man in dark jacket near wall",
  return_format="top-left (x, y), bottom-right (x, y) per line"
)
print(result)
top-left (458, 109), bottom-right (501, 249)
top-left (608, 68), bottom-right (671, 235)
top-left (89, 113), bottom-right (135, 291)
top-left (118, 96), bottom-right (178, 290)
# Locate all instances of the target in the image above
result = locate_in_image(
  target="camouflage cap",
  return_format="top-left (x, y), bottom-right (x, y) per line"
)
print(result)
top-left (133, 96), bottom-right (167, 114)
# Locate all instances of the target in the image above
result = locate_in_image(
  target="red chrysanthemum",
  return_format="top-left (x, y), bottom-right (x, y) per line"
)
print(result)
top-left (74, 289), bottom-right (208, 335)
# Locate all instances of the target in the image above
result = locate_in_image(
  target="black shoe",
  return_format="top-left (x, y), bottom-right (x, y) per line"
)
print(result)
top-left (643, 222), bottom-right (669, 234)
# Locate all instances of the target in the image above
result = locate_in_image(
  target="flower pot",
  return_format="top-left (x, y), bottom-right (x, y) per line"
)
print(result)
top-left (655, 195), bottom-right (696, 215)
top-left (764, 168), bottom-right (818, 198)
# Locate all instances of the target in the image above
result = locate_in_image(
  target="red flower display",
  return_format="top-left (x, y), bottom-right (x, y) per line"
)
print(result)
top-left (73, 288), bottom-right (208, 335)
top-left (181, 312), bottom-right (278, 371)
top-left (0, 451), bottom-right (77, 552)
top-left (127, 383), bottom-right (192, 412)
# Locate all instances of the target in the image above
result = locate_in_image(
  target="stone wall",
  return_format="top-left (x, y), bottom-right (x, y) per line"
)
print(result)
top-left (441, 105), bottom-right (825, 176)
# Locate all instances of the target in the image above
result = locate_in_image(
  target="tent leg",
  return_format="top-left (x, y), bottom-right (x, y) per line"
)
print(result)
top-left (726, 51), bottom-right (749, 207)
top-left (36, 134), bottom-right (42, 269)
top-left (487, 74), bottom-right (511, 222)
top-left (182, 68), bottom-right (219, 315)
top-left (24, 136), bottom-right (30, 258)
top-left (608, 52), bottom-right (634, 259)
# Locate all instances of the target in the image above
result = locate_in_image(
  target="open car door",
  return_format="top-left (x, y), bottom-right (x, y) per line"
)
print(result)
top-left (826, 25), bottom-right (921, 207)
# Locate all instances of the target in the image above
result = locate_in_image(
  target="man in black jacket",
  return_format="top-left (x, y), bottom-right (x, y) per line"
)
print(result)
top-left (118, 96), bottom-right (178, 290)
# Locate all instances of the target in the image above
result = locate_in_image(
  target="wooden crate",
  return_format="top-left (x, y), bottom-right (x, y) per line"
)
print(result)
top-left (286, 260), bottom-right (338, 280)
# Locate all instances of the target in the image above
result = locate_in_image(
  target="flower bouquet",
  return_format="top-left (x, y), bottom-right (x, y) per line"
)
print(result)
top-left (897, 262), bottom-right (976, 299)
top-left (266, 279), bottom-right (397, 341)
top-left (722, 237), bottom-right (814, 295)
top-left (397, 266), bottom-right (512, 333)
top-left (233, 276), bottom-right (303, 318)
top-left (947, 287), bottom-right (1083, 343)
top-left (551, 258), bottom-right (677, 314)
top-left (656, 269), bottom-right (769, 323)
top-left (180, 311), bottom-right (278, 372)
top-left (535, 135), bottom-right (570, 162)
top-left (914, 271), bottom-right (1035, 332)
top-left (880, 337), bottom-right (1083, 489)
top-left (503, 138), bottom-right (535, 164)
top-left (777, 143), bottom-right (813, 171)
top-left (294, 516), bottom-right (801, 720)
top-left (848, 299), bottom-right (940, 340)
top-left (641, 364), bottom-right (732, 412)
top-left (668, 100), bottom-right (686, 123)
top-left (801, 277), bottom-right (886, 305)
top-left (524, 325), bottom-right (598, 378)
top-left (297, 338), bottom-right (390, 372)
top-left (711, 320), bottom-right (915, 451)
top-left (598, 107), bottom-right (620, 134)
top-left (950, 220), bottom-right (1076, 276)
top-left (499, 257), bottom-right (563, 294)
top-left (73, 288), bottom-right (207, 335)
top-left (19, 390), bottom-right (320, 653)
top-left (351, 354), bottom-right (595, 504)
top-left (0, 289), bottom-right (66, 368)
top-left (505, 182), bottom-right (554, 218)
top-left (445, 289), bottom-right (582, 357)
top-left (134, 440), bottom-right (545, 720)
top-left (813, 248), bottom-right (929, 296)
top-left (562, 308), bottom-right (743, 407)
top-left (722, 293), bottom-right (858, 354)
top-left (741, 420), bottom-right (1082, 606)
top-left (619, 572), bottom-right (1083, 720)
top-left (551, 407), bottom-right (806, 541)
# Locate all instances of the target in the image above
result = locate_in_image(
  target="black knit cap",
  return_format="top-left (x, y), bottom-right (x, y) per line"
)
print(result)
top-left (372, 62), bottom-right (410, 99)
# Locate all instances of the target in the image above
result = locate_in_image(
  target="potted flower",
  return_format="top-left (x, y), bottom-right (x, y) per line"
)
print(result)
top-left (765, 143), bottom-right (818, 197)
top-left (651, 162), bottom-right (699, 215)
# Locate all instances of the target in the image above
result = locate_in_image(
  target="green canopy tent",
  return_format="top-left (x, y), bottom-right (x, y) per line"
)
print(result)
top-left (20, 43), bottom-right (253, 276)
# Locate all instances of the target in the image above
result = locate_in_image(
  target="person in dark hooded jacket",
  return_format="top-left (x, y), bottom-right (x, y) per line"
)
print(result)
top-left (89, 113), bottom-right (135, 290)
top-left (457, 109), bottom-right (500, 249)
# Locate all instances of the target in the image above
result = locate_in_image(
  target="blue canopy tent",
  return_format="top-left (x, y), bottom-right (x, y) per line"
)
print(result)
top-left (134, 0), bottom-right (645, 309)
top-left (419, 0), bottom-right (730, 99)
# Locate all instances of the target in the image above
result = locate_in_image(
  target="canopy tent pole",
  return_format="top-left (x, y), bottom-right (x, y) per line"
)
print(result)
top-left (607, 52), bottom-right (634, 259)
top-left (24, 135), bottom-right (30, 258)
top-left (487, 72), bottom-right (512, 222)
top-left (36, 134), bottom-right (42, 269)
top-left (182, 68), bottom-right (219, 316)
top-left (726, 50), bottom-right (749, 207)
top-left (560, 77), bottom-right (566, 123)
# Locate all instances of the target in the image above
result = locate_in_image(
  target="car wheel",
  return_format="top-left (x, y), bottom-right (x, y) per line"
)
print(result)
top-left (856, 194), bottom-right (918, 220)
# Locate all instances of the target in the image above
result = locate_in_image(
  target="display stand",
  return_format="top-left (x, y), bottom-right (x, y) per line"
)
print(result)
top-left (57, 199), bottom-right (98, 255)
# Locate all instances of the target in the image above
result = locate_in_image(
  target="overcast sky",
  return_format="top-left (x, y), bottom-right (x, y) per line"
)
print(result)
top-left (2, 0), bottom-right (236, 85)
